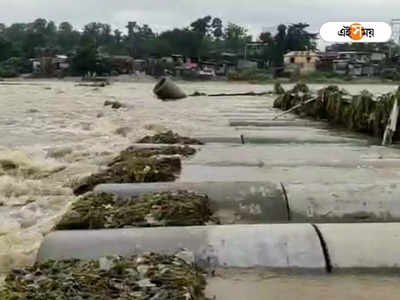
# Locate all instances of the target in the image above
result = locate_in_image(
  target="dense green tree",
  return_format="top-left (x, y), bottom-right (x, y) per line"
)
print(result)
top-left (5, 23), bottom-right (27, 42)
top-left (71, 40), bottom-right (99, 74)
top-left (114, 29), bottom-right (123, 45)
top-left (0, 17), bottom-right (382, 77)
top-left (286, 23), bottom-right (317, 51)
top-left (259, 32), bottom-right (273, 44)
top-left (83, 22), bottom-right (103, 45)
top-left (125, 22), bottom-right (155, 58)
top-left (23, 19), bottom-right (49, 57)
top-left (224, 23), bottom-right (251, 53)
top-left (211, 18), bottom-right (223, 39)
top-left (0, 23), bottom-right (6, 35)
top-left (262, 23), bottom-right (317, 66)
top-left (58, 22), bottom-right (80, 52)
top-left (190, 16), bottom-right (212, 38)
top-left (0, 38), bottom-right (14, 61)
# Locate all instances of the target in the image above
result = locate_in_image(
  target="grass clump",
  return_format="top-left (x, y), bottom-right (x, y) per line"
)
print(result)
top-left (73, 145), bottom-right (197, 195)
top-left (274, 83), bottom-right (400, 139)
top-left (138, 130), bottom-right (203, 145)
top-left (0, 253), bottom-right (210, 300)
top-left (56, 190), bottom-right (217, 230)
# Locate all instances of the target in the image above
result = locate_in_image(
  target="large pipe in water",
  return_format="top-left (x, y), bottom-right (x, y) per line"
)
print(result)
top-left (37, 224), bottom-right (326, 270)
top-left (95, 182), bottom-right (289, 224)
top-left (315, 223), bottom-right (400, 271)
top-left (37, 223), bottom-right (400, 271)
top-left (286, 183), bottom-right (400, 223)
top-left (153, 77), bottom-right (187, 100)
top-left (96, 182), bottom-right (400, 223)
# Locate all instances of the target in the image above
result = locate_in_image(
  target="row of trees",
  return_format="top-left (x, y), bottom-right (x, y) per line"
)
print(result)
top-left (0, 17), bottom-right (252, 59)
top-left (0, 17), bottom-right (318, 59)
top-left (0, 17), bottom-right (319, 75)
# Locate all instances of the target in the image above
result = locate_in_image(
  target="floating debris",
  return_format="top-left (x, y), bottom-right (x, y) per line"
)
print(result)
top-left (25, 108), bottom-right (40, 114)
top-left (291, 82), bottom-right (310, 94)
top-left (0, 253), bottom-right (210, 300)
top-left (274, 83), bottom-right (400, 141)
top-left (72, 146), bottom-right (197, 195)
top-left (138, 130), bottom-right (204, 145)
top-left (190, 91), bottom-right (207, 97)
top-left (81, 77), bottom-right (111, 85)
top-left (274, 82), bottom-right (285, 95)
top-left (73, 156), bottom-right (180, 195)
top-left (76, 82), bottom-right (108, 87)
top-left (114, 145), bottom-right (197, 161)
top-left (208, 91), bottom-right (269, 97)
top-left (104, 100), bottom-right (125, 109)
top-left (56, 190), bottom-right (217, 229)
top-left (46, 147), bottom-right (73, 159)
top-left (190, 90), bottom-right (271, 97)
top-left (115, 126), bottom-right (132, 137)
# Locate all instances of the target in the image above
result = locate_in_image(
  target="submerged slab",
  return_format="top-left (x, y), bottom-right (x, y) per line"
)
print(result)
top-left (316, 223), bottom-right (400, 270)
top-left (229, 120), bottom-right (327, 128)
top-left (37, 224), bottom-right (325, 270)
top-left (95, 182), bottom-right (288, 224)
top-left (186, 144), bottom-right (400, 169)
top-left (196, 132), bottom-right (367, 145)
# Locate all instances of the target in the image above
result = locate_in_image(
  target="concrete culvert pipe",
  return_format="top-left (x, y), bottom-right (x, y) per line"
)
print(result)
top-left (153, 77), bottom-right (187, 100)
top-left (37, 224), bottom-right (326, 270)
top-left (95, 182), bottom-right (289, 224)
top-left (315, 223), bottom-right (400, 271)
top-left (285, 183), bottom-right (400, 223)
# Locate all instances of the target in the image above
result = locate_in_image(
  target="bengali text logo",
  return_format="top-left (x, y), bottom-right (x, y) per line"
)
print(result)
top-left (320, 22), bottom-right (392, 43)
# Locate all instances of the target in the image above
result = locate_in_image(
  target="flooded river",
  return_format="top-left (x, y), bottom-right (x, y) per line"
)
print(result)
top-left (0, 78), bottom-right (399, 297)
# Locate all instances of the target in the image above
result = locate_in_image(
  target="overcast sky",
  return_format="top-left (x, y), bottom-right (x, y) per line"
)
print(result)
top-left (0, 0), bottom-right (399, 43)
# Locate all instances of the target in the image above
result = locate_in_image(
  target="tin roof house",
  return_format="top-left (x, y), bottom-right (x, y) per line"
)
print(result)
top-left (284, 51), bottom-right (319, 75)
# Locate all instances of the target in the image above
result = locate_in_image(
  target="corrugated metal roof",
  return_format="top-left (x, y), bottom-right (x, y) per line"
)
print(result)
top-left (284, 51), bottom-right (318, 57)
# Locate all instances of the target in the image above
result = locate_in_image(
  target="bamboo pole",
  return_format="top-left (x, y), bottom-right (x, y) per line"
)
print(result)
top-left (382, 98), bottom-right (399, 146)
top-left (273, 97), bottom-right (317, 120)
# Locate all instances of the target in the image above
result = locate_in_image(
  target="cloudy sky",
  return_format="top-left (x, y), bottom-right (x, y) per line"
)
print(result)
top-left (0, 0), bottom-right (399, 41)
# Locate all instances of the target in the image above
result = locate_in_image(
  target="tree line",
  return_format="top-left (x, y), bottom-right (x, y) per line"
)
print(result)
top-left (0, 17), bottom-right (318, 75)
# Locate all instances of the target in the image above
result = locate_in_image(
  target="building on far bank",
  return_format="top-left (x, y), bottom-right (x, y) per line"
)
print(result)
top-left (331, 51), bottom-right (387, 77)
top-left (109, 56), bottom-right (134, 74)
top-left (32, 55), bottom-right (70, 77)
top-left (284, 51), bottom-right (319, 75)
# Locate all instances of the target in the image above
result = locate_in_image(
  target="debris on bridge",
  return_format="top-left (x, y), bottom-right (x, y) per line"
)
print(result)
top-left (138, 130), bottom-right (204, 145)
top-left (274, 83), bottom-right (400, 144)
top-left (56, 190), bottom-right (217, 230)
top-left (0, 253), bottom-right (209, 300)
top-left (274, 82), bottom-right (285, 95)
top-left (72, 145), bottom-right (197, 195)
